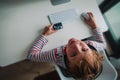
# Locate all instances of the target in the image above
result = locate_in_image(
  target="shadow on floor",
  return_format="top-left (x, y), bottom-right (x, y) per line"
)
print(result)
top-left (0, 59), bottom-right (56, 80)
top-left (34, 70), bottom-right (60, 80)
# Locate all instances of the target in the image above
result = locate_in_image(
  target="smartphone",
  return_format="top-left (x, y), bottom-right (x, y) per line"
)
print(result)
top-left (53, 22), bottom-right (63, 30)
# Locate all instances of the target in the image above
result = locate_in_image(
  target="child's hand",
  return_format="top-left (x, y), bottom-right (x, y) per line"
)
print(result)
top-left (43, 24), bottom-right (58, 37)
top-left (84, 12), bottom-right (98, 29)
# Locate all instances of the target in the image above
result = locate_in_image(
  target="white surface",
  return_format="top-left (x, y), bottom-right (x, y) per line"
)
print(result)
top-left (96, 0), bottom-right (104, 5)
top-left (0, 0), bottom-right (108, 66)
top-left (55, 49), bottom-right (118, 80)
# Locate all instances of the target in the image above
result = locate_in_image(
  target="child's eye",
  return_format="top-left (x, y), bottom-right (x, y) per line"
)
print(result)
top-left (71, 53), bottom-right (77, 57)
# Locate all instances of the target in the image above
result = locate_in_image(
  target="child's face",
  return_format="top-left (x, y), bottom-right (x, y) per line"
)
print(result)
top-left (66, 38), bottom-right (93, 64)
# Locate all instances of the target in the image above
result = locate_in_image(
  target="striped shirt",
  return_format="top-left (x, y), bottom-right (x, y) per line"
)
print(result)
top-left (27, 27), bottom-right (106, 69)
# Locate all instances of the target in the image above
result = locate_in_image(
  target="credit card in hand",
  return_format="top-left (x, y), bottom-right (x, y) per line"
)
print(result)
top-left (53, 22), bottom-right (63, 30)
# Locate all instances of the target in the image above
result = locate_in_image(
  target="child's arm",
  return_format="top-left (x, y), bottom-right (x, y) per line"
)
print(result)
top-left (27, 35), bottom-right (49, 62)
top-left (83, 12), bottom-right (106, 49)
top-left (27, 24), bottom-right (66, 68)
top-left (91, 27), bottom-right (106, 48)
top-left (27, 35), bottom-right (65, 62)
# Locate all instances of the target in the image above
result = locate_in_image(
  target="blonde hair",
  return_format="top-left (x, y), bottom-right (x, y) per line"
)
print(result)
top-left (67, 49), bottom-right (103, 80)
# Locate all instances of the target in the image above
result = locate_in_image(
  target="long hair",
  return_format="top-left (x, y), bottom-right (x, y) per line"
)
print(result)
top-left (67, 49), bottom-right (103, 80)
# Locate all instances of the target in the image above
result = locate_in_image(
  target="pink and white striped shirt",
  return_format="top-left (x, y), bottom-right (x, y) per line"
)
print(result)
top-left (27, 27), bottom-right (106, 69)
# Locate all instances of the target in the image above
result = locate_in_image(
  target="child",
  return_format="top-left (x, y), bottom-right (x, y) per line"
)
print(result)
top-left (27, 12), bottom-right (106, 80)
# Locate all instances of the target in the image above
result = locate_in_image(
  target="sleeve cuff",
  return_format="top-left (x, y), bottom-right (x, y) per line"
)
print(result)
top-left (39, 35), bottom-right (48, 45)
top-left (92, 27), bottom-right (102, 33)
top-left (93, 27), bottom-right (101, 31)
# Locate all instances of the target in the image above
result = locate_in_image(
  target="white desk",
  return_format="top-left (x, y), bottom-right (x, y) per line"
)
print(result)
top-left (0, 0), bottom-right (108, 66)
